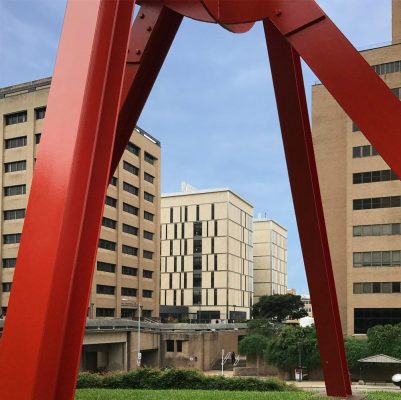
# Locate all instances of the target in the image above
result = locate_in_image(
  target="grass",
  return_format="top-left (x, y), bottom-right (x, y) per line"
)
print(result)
top-left (75, 389), bottom-right (401, 400)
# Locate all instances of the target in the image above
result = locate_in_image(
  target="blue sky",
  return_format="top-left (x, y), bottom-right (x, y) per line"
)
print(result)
top-left (0, 1), bottom-right (392, 294)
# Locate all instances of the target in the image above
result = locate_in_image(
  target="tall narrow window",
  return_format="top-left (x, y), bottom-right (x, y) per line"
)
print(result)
top-left (211, 204), bottom-right (215, 219)
top-left (196, 205), bottom-right (200, 221)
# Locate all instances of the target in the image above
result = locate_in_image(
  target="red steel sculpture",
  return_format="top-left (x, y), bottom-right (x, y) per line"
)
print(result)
top-left (0, 0), bottom-right (400, 399)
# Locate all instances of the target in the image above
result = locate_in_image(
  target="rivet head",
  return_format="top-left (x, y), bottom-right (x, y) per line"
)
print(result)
top-left (139, 13), bottom-right (145, 19)
top-left (136, 49), bottom-right (141, 55)
top-left (275, 9), bottom-right (282, 16)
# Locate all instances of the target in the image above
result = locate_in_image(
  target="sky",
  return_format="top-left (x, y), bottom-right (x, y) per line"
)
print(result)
top-left (0, 0), bottom-right (392, 294)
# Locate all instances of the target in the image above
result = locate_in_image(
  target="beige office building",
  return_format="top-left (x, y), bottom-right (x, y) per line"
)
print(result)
top-left (0, 78), bottom-right (161, 319)
top-left (160, 188), bottom-right (253, 322)
top-left (312, 1), bottom-right (401, 335)
top-left (253, 219), bottom-right (287, 304)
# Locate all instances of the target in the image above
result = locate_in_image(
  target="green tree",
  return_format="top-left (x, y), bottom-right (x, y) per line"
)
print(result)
top-left (367, 323), bottom-right (401, 358)
top-left (238, 334), bottom-right (269, 376)
top-left (264, 325), bottom-right (320, 372)
top-left (344, 337), bottom-right (371, 370)
top-left (252, 294), bottom-right (308, 322)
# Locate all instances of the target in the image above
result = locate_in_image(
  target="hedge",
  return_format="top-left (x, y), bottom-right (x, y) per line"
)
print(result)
top-left (77, 369), bottom-right (295, 392)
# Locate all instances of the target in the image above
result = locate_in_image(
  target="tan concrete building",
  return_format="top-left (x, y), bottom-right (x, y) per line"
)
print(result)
top-left (160, 187), bottom-right (253, 322)
top-left (0, 78), bottom-right (161, 319)
top-left (253, 219), bottom-right (287, 304)
top-left (312, 1), bottom-right (401, 335)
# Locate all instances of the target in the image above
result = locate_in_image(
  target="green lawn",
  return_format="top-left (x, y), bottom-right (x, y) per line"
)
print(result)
top-left (75, 389), bottom-right (401, 400)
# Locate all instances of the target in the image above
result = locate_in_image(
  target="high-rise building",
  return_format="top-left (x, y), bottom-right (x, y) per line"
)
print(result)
top-left (311, 1), bottom-right (401, 335)
top-left (0, 78), bottom-right (161, 319)
top-left (160, 187), bottom-right (253, 322)
top-left (253, 219), bottom-right (287, 303)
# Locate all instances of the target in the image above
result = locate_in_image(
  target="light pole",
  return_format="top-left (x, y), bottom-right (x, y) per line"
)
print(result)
top-left (137, 303), bottom-right (142, 367)
top-left (297, 341), bottom-right (302, 382)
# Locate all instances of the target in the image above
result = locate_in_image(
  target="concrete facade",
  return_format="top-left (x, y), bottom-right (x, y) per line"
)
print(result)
top-left (0, 78), bottom-right (161, 319)
top-left (253, 219), bottom-right (287, 303)
top-left (160, 188), bottom-right (253, 322)
top-left (312, 4), bottom-right (401, 335)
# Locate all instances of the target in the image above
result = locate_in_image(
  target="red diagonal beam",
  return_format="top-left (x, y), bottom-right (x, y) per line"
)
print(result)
top-left (264, 19), bottom-right (352, 398)
top-left (0, 1), bottom-right (134, 399)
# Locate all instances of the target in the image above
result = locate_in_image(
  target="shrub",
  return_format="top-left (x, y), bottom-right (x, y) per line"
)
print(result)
top-left (76, 372), bottom-right (102, 388)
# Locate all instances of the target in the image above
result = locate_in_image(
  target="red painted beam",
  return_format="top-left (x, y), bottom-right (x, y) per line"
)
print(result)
top-left (264, 19), bottom-right (352, 398)
top-left (0, 1), bottom-right (134, 399)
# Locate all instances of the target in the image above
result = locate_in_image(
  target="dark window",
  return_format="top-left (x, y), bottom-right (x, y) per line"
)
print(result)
top-left (144, 191), bottom-right (154, 203)
top-left (144, 172), bottom-right (154, 183)
top-left (184, 272), bottom-right (187, 288)
top-left (122, 244), bottom-right (138, 256)
top-left (35, 106), bottom-right (46, 119)
top-left (353, 169), bottom-right (399, 184)
top-left (352, 122), bottom-right (360, 132)
top-left (169, 274), bottom-right (173, 289)
top-left (5, 110), bottom-right (27, 125)
top-left (121, 287), bottom-right (137, 296)
top-left (2, 258), bottom-right (17, 268)
top-left (96, 284), bottom-right (115, 295)
top-left (123, 161), bottom-right (139, 176)
top-left (193, 256), bottom-right (202, 271)
top-left (98, 239), bottom-right (116, 251)
top-left (353, 251), bottom-right (401, 267)
top-left (392, 87), bottom-right (401, 99)
top-left (166, 340), bottom-right (174, 352)
top-left (142, 309), bottom-right (152, 317)
top-left (34, 133), bottom-right (41, 144)
top-left (185, 206), bottom-right (188, 222)
top-left (123, 223), bottom-right (138, 236)
top-left (193, 289), bottom-right (202, 305)
top-left (353, 196), bottom-right (401, 210)
top-left (353, 223), bottom-right (401, 237)
top-left (126, 141), bottom-right (140, 155)
top-left (3, 233), bottom-right (21, 244)
top-left (143, 290), bottom-right (153, 298)
top-left (193, 272), bottom-right (202, 288)
top-left (2, 282), bottom-right (12, 292)
top-left (143, 270), bottom-right (153, 279)
top-left (143, 250), bottom-right (153, 260)
top-left (393, 282), bottom-right (401, 293)
top-left (194, 239), bottom-right (202, 254)
top-left (5, 136), bottom-right (27, 149)
top-left (97, 261), bottom-right (116, 273)
top-left (123, 181), bottom-right (139, 196)
top-left (372, 60), bottom-right (401, 75)
top-left (109, 176), bottom-right (117, 186)
top-left (194, 222), bottom-right (202, 237)
top-left (214, 254), bottom-right (218, 271)
top-left (211, 203), bottom-right (215, 220)
top-left (170, 240), bottom-right (173, 256)
top-left (352, 145), bottom-right (379, 158)
top-left (214, 289), bottom-right (218, 305)
top-left (144, 230), bottom-right (154, 240)
top-left (123, 202), bottom-right (138, 215)
top-left (102, 217), bottom-right (117, 229)
top-left (4, 184), bottom-right (26, 196)
top-left (170, 208), bottom-right (173, 223)
top-left (211, 271), bottom-right (214, 288)
top-left (176, 340), bottom-right (183, 352)
top-left (211, 238), bottom-right (214, 254)
top-left (105, 196), bottom-right (117, 207)
top-left (354, 308), bottom-right (401, 334)
top-left (144, 211), bottom-right (154, 221)
top-left (196, 205), bottom-right (200, 221)
top-left (144, 152), bottom-right (156, 165)
top-left (96, 308), bottom-right (115, 317)
top-left (122, 266), bottom-right (137, 276)
top-left (4, 208), bottom-right (25, 220)
top-left (121, 308), bottom-right (135, 318)
top-left (215, 220), bottom-right (218, 236)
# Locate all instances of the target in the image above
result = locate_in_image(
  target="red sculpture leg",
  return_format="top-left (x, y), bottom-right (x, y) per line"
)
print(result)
top-left (264, 19), bottom-right (352, 398)
top-left (0, 1), bottom-right (135, 399)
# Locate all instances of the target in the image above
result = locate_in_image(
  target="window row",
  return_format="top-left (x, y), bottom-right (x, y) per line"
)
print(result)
top-left (105, 197), bottom-right (154, 221)
top-left (3, 233), bottom-right (21, 244)
top-left (4, 208), bottom-right (25, 220)
top-left (353, 251), bottom-right (401, 267)
top-left (352, 145), bottom-right (379, 158)
top-left (97, 239), bottom-right (153, 259)
top-left (4, 159), bottom-right (27, 172)
top-left (354, 282), bottom-right (401, 294)
top-left (353, 223), bottom-right (401, 237)
top-left (353, 169), bottom-right (399, 184)
top-left (4, 184), bottom-right (26, 196)
top-left (372, 60), bottom-right (401, 75)
top-left (354, 308), bottom-right (401, 334)
top-left (353, 196), bottom-right (401, 210)
top-left (4, 108), bottom-right (46, 126)
top-left (96, 307), bottom-right (152, 318)
top-left (96, 285), bottom-right (153, 297)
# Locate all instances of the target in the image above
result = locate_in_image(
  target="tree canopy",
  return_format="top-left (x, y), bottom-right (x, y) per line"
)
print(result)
top-left (252, 294), bottom-right (308, 322)
top-left (367, 323), bottom-right (401, 358)
top-left (239, 334), bottom-right (270, 357)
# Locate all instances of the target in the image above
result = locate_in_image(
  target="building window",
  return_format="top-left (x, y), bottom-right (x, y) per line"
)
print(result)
top-left (143, 270), bottom-right (153, 279)
top-left (193, 256), bottom-right (202, 271)
top-left (4, 184), bottom-right (26, 197)
top-left (2, 282), bottom-right (12, 292)
top-left (144, 152), bottom-right (156, 165)
top-left (5, 160), bottom-right (27, 173)
top-left (352, 122), bottom-right (360, 132)
top-left (109, 176), bottom-right (117, 186)
top-left (211, 271), bottom-right (214, 288)
top-left (126, 141), bottom-right (140, 155)
top-left (196, 205), bottom-right (200, 221)
top-left (194, 222), bottom-right (202, 237)
top-left (123, 223), bottom-right (138, 236)
top-left (354, 282), bottom-right (401, 294)
top-left (121, 308), bottom-right (135, 318)
top-left (122, 266), bottom-right (137, 276)
top-left (4, 208), bottom-right (25, 220)
top-left (5, 136), bottom-right (27, 149)
top-left (166, 340), bottom-right (174, 352)
top-left (35, 133), bottom-right (41, 144)
top-left (353, 196), bottom-right (401, 210)
top-left (169, 274), bottom-right (173, 289)
top-left (194, 239), bottom-right (202, 254)
top-left (193, 272), bottom-right (202, 288)
top-left (353, 169), bottom-right (399, 184)
top-left (144, 191), bottom-right (154, 203)
top-left (123, 202), bottom-right (138, 215)
top-left (185, 206), bottom-right (188, 222)
top-left (123, 181), bottom-right (139, 196)
top-left (144, 172), bottom-right (154, 183)
top-left (122, 244), bottom-right (138, 256)
top-left (352, 145), bottom-right (379, 158)
top-left (211, 204), bottom-right (215, 220)
top-left (144, 211), bottom-right (154, 221)
top-left (97, 261), bottom-right (116, 273)
top-left (96, 308), bottom-right (115, 317)
top-left (214, 254), bottom-right (218, 271)
top-left (170, 240), bottom-right (173, 256)
top-left (3, 233), bottom-right (21, 244)
top-left (105, 196), bottom-right (117, 207)
top-left (143, 290), bottom-right (153, 298)
top-left (211, 238), bottom-right (214, 254)
top-left (123, 161), bottom-right (139, 176)
top-left (391, 87), bottom-right (401, 99)
top-left (102, 217), bottom-right (117, 229)
top-left (98, 239), bottom-right (116, 251)
top-left (354, 308), bottom-right (401, 334)
top-left (353, 223), bottom-right (401, 236)
top-left (3, 258), bottom-right (17, 268)
top-left (96, 284), bottom-right (115, 295)
top-left (121, 287), bottom-right (137, 297)
top-left (144, 230), bottom-right (154, 240)
top-left (353, 251), bottom-right (401, 267)
top-left (193, 289), bottom-right (202, 305)
top-left (4, 110), bottom-right (27, 125)
top-left (372, 60), bottom-right (401, 75)
top-left (176, 340), bottom-right (183, 352)
top-left (35, 106), bottom-right (46, 120)
top-left (214, 288), bottom-right (218, 305)
top-left (143, 250), bottom-right (153, 260)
